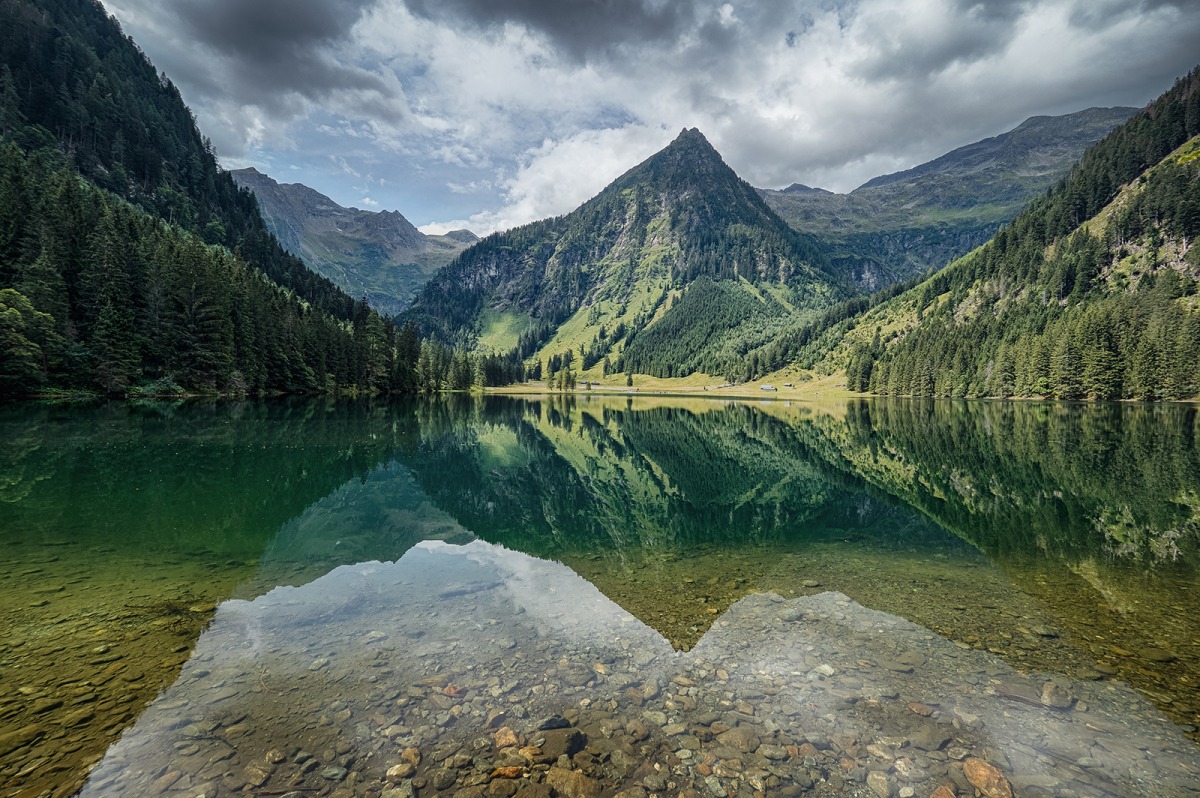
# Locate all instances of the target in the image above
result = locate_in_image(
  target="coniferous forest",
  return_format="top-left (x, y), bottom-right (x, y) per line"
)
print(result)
top-left (831, 68), bottom-right (1200, 401)
top-left (0, 140), bottom-right (386, 395)
top-left (0, 0), bottom-right (355, 319)
top-left (0, 0), bottom-right (522, 396)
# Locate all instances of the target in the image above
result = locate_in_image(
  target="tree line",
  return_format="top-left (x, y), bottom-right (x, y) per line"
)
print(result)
top-left (0, 141), bottom-right (378, 395)
top-left (0, 0), bottom-right (532, 396)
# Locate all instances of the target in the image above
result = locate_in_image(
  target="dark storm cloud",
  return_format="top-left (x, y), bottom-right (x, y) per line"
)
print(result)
top-left (106, 0), bottom-right (403, 131)
top-left (173, 0), bottom-right (395, 112)
top-left (174, 0), bottom-right (372, 55)
top-left (402, 0), bottom-right (697, 60)
top-left (849, 2), bottom-right (1024, 82)
top-left (951, 0), bottom-right (1033, 21)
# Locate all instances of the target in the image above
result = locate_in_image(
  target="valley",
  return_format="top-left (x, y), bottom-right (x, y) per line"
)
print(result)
top-left (230, 168), bottom-right (477, 316)
top-left (2, 3), bottom-right (1200, 798)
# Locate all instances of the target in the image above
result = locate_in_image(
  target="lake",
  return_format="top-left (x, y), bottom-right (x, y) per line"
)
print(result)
top-left (1, 396), bottom-right (1198, 798)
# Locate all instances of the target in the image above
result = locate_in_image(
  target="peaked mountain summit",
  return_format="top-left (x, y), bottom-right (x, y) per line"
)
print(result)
top-left (231, 168), bottom-right (476, 316)
top-left (405, 128), bottom-right (842, 381)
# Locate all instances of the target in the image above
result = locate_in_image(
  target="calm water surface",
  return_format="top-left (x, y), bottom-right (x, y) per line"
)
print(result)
top-left (1, 396), bottom-right (1198, 798)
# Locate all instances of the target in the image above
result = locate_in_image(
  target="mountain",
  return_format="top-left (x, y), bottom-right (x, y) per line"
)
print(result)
top-left (230, 168), bottom-right (476, 316)
top-left (0, 0), bottom-right (406, 396)
top-left (0, 0), bottom-right (367, 324)
top-left (404, 128), bottom-right (843, 381)
top-left (801, 67), bottom-right (1200, 401)
top-left (760, 107), bottom-right (1137, 287)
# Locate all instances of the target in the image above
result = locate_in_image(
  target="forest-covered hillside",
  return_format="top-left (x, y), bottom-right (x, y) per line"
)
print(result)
top-left (0, 142), bottom-right (410, 395)
top-left (0, 0), bottom-right (417, 395)
top-left (806, 67), bottom-right (1200, 401)
top-left (0, 0), bottom-right (365, 320)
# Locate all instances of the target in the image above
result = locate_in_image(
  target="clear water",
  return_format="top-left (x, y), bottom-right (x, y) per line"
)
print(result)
top-left (1, 396), bottom-right (1198, 798)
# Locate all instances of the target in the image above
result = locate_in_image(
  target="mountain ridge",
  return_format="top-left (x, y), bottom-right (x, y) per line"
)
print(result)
top-left (858, 108), bottom-right (1136, 190)
top-left (230, 167), bottom-right (476, 316)
top-left (0, 0), bottom-right (407, 396)
top-left (760, 107), bottom-right (1138, 287)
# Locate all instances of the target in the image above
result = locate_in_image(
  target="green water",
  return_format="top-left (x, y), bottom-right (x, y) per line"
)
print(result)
top-left (1, 396), bottom-right (1198, 797)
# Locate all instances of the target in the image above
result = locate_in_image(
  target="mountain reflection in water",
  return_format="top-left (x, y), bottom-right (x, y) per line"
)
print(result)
top-left (80, 541), bottom-right (1200, 798)
top-left (1, 396), bottom-right (1197, 797)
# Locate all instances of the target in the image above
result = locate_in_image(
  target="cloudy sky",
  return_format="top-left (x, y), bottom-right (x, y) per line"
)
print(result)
top-left (100, 0), bottom-right (1200, 235)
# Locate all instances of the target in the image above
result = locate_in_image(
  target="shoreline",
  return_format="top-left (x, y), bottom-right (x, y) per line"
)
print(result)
top-left (484, 382), bottom-right (1200, 405)
top-left (485, 372), bottom-right (858, 402)
top-left (11, 383), bottom-right (1199, 406)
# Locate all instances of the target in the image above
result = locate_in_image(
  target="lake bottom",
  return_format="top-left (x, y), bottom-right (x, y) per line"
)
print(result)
top-left (69, 542), bottom-right (1200, 798)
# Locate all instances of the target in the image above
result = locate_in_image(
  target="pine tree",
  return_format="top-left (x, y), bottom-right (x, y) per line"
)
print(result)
top-left (416, 342), bottom-right (435, 391)
top-left (990, 343), bottom-right (1016, 397)
top-left (1127, 334), bottom-right (1161, 401)
top-left (1081, 335), bottom-right (1120, 400)
top-left (449, 349), bottom-right (474, 391)
top-left (167, 241), bottom-right (233, 389)
top-left (0, 141), bottom-right (32, 282)
top-left (15, 249), bottom-right (68, 333)
top-left (0, 65), bottom-right (25, 137)
top-left (91, 298), bottom-right (138, 394)
top-left (1051, 327), bottom-right (1083, 400)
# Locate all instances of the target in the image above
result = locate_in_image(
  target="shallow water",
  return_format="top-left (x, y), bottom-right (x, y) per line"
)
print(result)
top-left (1, 396), bottom-right (1198, 798)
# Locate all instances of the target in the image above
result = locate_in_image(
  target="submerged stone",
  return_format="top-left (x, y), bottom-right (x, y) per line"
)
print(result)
top-left (963, 758), bottom-right (1012, 798)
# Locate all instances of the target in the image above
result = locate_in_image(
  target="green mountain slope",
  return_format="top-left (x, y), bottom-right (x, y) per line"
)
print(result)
top-left (0, 143), bottom-right (374, 395)
top-left (809, 67), bottom-right (1200, 401)
top-left (761, 108), bottom-right (1136, 287)
top-left (0, 0), bottom-right (404, 395)
top-left (230, 168), bottom-right (476, 316)
top-left (0, 0), bottom-right (364, 323)
top-left (404, 128), bottom-right (843, 381)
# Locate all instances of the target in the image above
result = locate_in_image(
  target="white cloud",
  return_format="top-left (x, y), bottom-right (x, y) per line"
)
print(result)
top-left (104, 0), bottom-right (1200, 231)
top-left (359, 196), bottom-right (379, 207)
top-left (422, 125), bottom-right (673, 235)
top-left (330, 156), bottom-right (362, 179)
